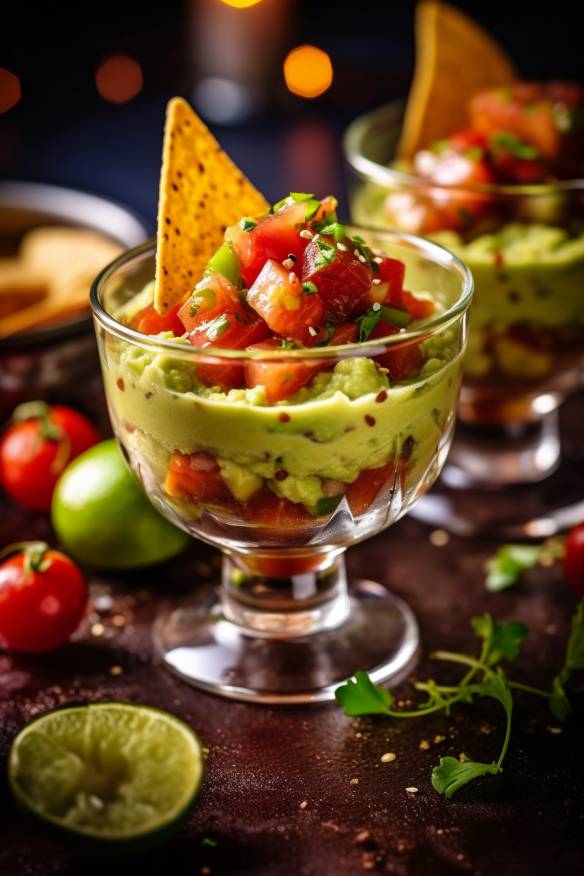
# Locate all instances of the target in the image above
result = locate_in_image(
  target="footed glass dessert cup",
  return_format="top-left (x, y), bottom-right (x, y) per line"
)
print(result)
top-left (91, 230), bottom-right (472, 703)
top-left (345, 103), bottom-right (584, 538)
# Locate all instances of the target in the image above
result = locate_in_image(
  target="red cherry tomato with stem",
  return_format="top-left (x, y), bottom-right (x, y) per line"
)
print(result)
top-left (0, 402), bottom-right (100, 511)
top-left (0, 542), bottom-right (88, 653)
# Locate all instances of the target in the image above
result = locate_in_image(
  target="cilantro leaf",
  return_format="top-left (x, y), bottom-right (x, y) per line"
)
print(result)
top-left (240, 217), bottom-right (256, 232)
top-left (357, 308), bottom-right (382, 342)
top-left (317, 222), bottom-right (347, 243)
top-left (485, 544), bottom-right (543, 591)
top-left (491, 132), bottom-right (540, 160)
top-left (471, 615), bottom-right (529, 665)
top-left (431, 757), bottom-right (500, 799)
top-left (314, 323), bottom-right (335, 347)
top-left (550, 601), bottom-right (584, 721)
top-left (302, 281), bottom-right (318, 295)
top-left (335, 670), bottom-right (393, 716)
top-left (314, 238), bottom-right (336, 268)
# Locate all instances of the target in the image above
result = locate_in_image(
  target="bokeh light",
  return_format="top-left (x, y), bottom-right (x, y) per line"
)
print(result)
top-left (0, 68), bottom-right (21, 114)
top-left (283, 45), bottom-right (333, 99)
top-left (95, 55), bottom-right (143, 104)
top-left (218, 0), bottom-right (264, 7)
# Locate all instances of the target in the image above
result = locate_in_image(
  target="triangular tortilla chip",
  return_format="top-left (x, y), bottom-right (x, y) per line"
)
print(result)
top-left (397, 1), bottom-right (516, 158)
top-left (155, 98), bottom-right (269, 313)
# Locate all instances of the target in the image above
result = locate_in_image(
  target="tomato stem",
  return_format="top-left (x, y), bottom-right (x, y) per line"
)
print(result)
top-left (0, 541), bottom-right (50, 574)
top-left (12, 401), bottom-right (62, 442)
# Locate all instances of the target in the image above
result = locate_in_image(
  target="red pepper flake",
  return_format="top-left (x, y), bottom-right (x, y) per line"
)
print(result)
top-left (116, 378), bottom-right (125, 391)
top-left (365, 415), bottom-right (376, 427)
top-left (278, 412), bottom-right (290, 423)
top-left (494, 251), bottom-right (505, 269)
top-left (375, 390), bottom-right (387, 403)
top-left (274, 469), bottom-right (289, 481)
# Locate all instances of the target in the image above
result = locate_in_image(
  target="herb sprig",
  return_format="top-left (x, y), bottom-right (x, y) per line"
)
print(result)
top-left (485, 539), bottom-right (564, 591)
top-left (336, 606), bottom-right (583, 799)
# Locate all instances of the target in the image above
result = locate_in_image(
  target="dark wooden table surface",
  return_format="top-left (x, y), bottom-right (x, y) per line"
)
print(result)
top-left (1, 393), bottom-right (584, 876)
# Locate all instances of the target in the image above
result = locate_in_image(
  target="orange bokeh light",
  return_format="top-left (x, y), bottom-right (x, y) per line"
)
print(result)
top-left (283, 45), bottom-right (333, 99)
top-left (219, 0), bottom-right (263, 6)
top-left (96, 55), bottom-right (143, 104)
top-left (0, 68), bottom-right (21, 114)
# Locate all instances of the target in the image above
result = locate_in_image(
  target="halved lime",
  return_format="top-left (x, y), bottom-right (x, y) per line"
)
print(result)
top-left (8, 702), bottom-right (204, 852)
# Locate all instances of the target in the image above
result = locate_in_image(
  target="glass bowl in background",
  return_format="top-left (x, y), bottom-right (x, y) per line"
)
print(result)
top-left (344, 102), bottom-right (584, 537)
top-left (0, 182), bottom-right (149, 423)
top-left (91, 230), bottom-right (472, 704)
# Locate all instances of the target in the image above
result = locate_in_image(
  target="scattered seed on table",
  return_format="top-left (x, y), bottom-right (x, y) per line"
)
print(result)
top-left (405, 787), bottom-right (418, 794)
top-left (350, 777), bottom-right (359, 785)
top-left (109, 666), bottom-right (123, 676)
top-left (91, 623), bottom-right (104, 637)
top-left (381, 752), bottom-right (396, 763)
top-left (430, 529), bottom-right (449, 547)
top-left (299, 800), bottom-right (308, 810)
top-left (419, 739), bottom-right (430, 750)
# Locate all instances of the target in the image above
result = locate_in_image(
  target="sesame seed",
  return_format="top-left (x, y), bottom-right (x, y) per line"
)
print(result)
top-left (336, 242), bottom-right (348, 252)
top-left (89, 795), bottom-right (104, 811)
top-left (308, 326), bottom-right (317, 337)
top-left (353, 249), bottom-right (360, 256)
top-left (548, 726), bottom-right (563, 735)
top-left (405, 787), bottom-right (418, 794)
top-left (372, 302), bottom-right (381, 312)
top-left (373, 256), bottom-right (383, 264)
top-left (299, 229), bottom-right (313, 240)
top-left (358, 255), bottom-right (367, 263)
top-left (299, 800), bottom-right (308, 810)
top-left (349, 777), bottom-right (359, 785)
top-left (288, 272), bottom-right (296, 284)
top-left (381, 752), bottom-right (396, 763)
top-left (91, 623), bottom-right (105, 637)
top-left (371, 278), bottom-right (381, 285)
top-left (434, 735), bottom-right (446, 744)
top-left (282, 258), bottom-right (294, 270)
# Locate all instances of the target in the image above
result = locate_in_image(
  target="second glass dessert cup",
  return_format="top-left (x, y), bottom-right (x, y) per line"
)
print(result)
top-left (91, 231), bottom-right (472, 703)
top-left (345, 102), bottom-right (584, 538)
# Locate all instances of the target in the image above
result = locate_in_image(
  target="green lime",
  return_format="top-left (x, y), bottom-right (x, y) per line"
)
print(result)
top-left (51, 439), bottom-right (188, 569)
top-left (9, 702), bottom-right (204, 852)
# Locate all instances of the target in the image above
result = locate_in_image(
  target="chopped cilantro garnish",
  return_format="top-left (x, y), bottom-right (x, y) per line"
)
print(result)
top-left (207, 313), bottom-right (230, 341)
top-left (318, 222), bottom-right (347, 243)
top-left (314, 238), bottom-right (336, 268)
top-left (240, 217), bottom-right (256, 232)
top-left (357, 308), bottom-right (382, 341)
top-left (315, 323), bottom-right (335, 346)
top-left (188, 302), bottom-right (199, 318)
top-left (491, 132), bottom-right (540, 160)
top-left (302, 281), bottom-right (318, 295)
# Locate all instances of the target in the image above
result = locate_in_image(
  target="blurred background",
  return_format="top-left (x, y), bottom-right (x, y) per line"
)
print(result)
top-left (1, 0), bottom-right (583, 228)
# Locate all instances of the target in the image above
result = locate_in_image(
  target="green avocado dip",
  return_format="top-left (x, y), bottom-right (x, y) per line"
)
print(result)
top-left (103, 315), bottom-right (462, 517)
top-left (431, 225), bottom-right (584, 380)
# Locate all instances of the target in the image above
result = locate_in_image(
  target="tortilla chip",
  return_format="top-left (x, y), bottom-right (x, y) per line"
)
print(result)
top-left (0, 259), bottom-right (48, 318)
top-left (20, 227), bottom-right (122, 292)
top-left (154, 97), bottom-right (269, 314)
top-left (397, 1), bottom-right (516, 158)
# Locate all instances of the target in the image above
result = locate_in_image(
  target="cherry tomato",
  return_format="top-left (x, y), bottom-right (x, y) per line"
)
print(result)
top-left (563, 522), bottom-right (584, 596)
top-left (0, 542), bottom-right (87, 653)
top-left (0, 403), bottom-right (100, 511)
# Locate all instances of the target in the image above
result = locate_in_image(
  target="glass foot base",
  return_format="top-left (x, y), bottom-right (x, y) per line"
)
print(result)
top-left (411, 456), bottom-right (584, 539)
top-left (153, 579), bottom-right (419, 704)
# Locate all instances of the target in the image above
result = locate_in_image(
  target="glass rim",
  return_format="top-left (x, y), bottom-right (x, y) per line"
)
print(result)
top-left (90, 229), bottom-right (473, 362)
top-left (343, 100), bottom-right (584, 196)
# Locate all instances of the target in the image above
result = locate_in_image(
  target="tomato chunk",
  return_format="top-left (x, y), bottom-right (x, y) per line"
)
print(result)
top-left (247, 259), bottom-right (325, 342)
top-left (226, 200), bottom-right (308, 287)
top-left (302, 235), bottom-right (371, 321)
top-left (401, 290), bottom-right (435, 320)
top-left (133, 303), bottom-right (184, 336)
top-left (244, 339), bottom-right (322, 402)
top-left (165, 451), bottom-right (232, 503)
top-left (370, 321), bottom-right (423, 381)
top-left (346, 463), bottom-right (396, 516)
top-left (244, 487), bottom-right (312, 526)
top-left (366, 257), bottom-right (405, 307)
top-left (178, 273), bottom-right (240, 334)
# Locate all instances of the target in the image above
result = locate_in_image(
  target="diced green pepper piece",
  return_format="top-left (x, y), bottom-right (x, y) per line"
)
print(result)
top-left (206, 243), bottom-right (241, 286)
top-left (380, 305), bottom-right (412, 328)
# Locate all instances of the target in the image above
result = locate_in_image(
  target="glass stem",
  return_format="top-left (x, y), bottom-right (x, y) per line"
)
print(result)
top-left (220, 549), bottom-right (350, 638)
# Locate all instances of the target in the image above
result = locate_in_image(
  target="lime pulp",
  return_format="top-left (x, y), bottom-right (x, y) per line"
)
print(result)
top-left (9, 702), bottom-right (204, 848)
